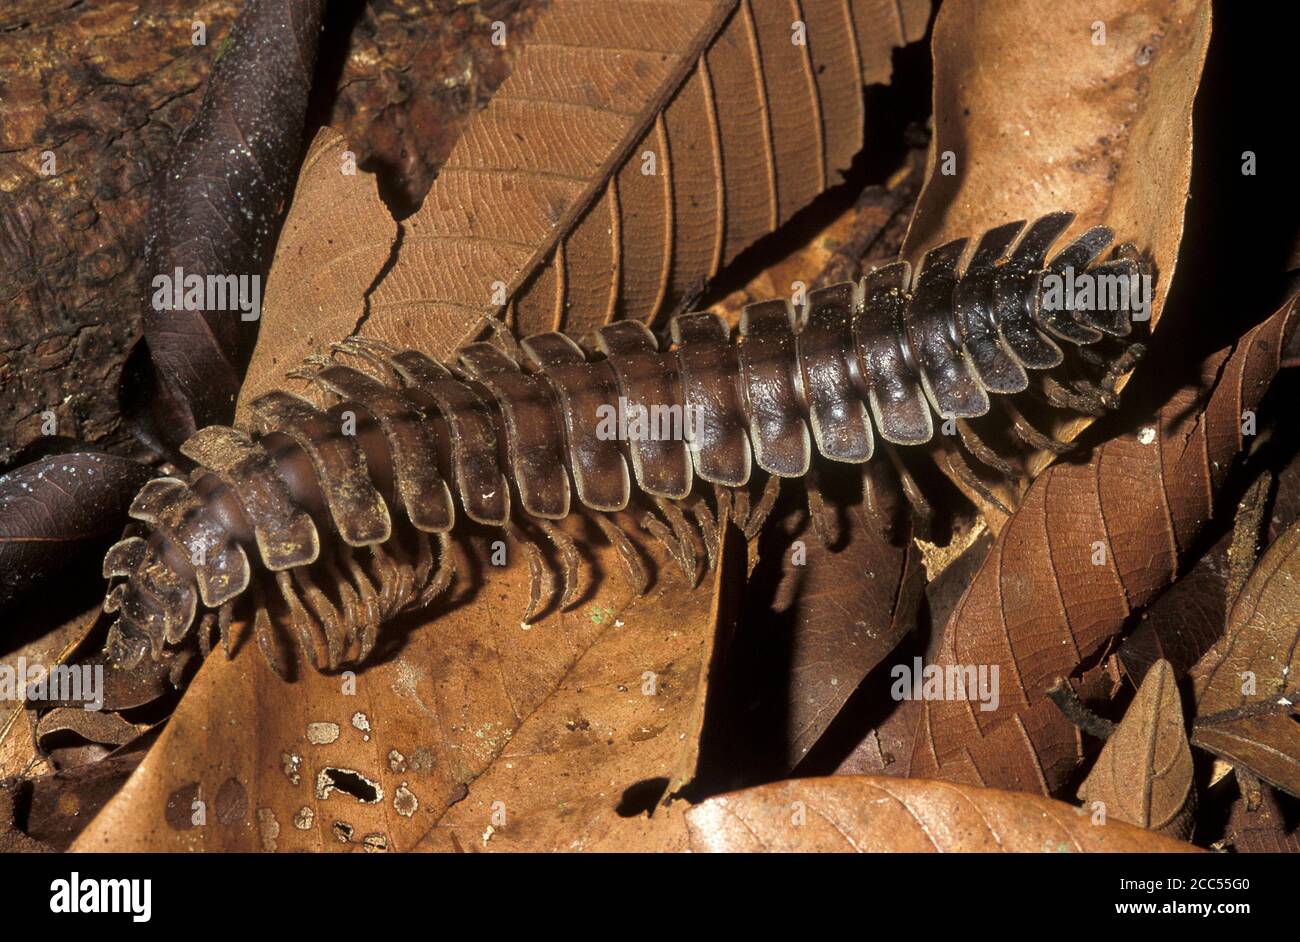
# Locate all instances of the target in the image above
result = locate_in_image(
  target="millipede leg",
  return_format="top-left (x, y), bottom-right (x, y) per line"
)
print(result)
top-left (997, 399), bottom-right (1073, 455)
top-left (712, 486), bottom-right (734, 538)
top-left (690, 499), bottom-right (720, 572)
top-left (250, 579), bottom-right (290, 680)
top-left (331, 336), bottom-right (405, 386)
top-left (1101, 342), bottom-right (1147, 395)
top-left (323, 553), bottom-right (363, 654)
top-left (368, 541), bottom-right (403, 620)
top-left (341, 547), bottom-right (383, 634)
top-left (1040, 375), bottom-right (1108, 416)
top-left (655, 497), bottom-right (703, 586)
top-left (882, 443), bottom-right (933, 526)
top-left (955, 419), bottom-right (1019, 479)
top-left (284, 353), bottom-right (333, 386)
top-left (804, 465), bottom-right (839, 548)
top-left (275, 570), bottom-right (327, 671)
top-left (593, 515), bottom-right (649, 595)
top-left (741, 474), bottom-right (783, 541)
top-left (731, 487), bottom-right (750, 534)
top-left (416, 531), bottom-right (456, 608)
top-left (943, 447), bottom-right (1013, 517)
top-left (291, 566), bottom-right (346, 670)
top-left (217, 598), bottom-right (235, 657)
top-left (478, 313), bottom-right (523, 362)
top-left (534, 518), bottom-right (582, 609)
top-left (411, 531), bottom-right (434, 601)
top-left (197, 611), bottom-right (217, 659)
top-left (384, 535), bottom-right (418, 615)
top-left (506, 522), bottom-right (553, 625)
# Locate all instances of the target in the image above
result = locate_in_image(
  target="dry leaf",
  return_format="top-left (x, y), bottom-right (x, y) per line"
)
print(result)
top-left (1077, 660), bottom-right (1195, 838)
top-left (0, 453), bottom-right (153, 614)
top-left (417, 508), bottom-right (741, 852)
top-left (902, 0), bottom-right (1212, 508)
top-left (713, 463), bottom-right (923, 776)
top-left (1118, 472), bottom-right (1272, 682)
top-left (240, 0), bottom-right (930, 408)
top-left (683, 776), bottom-right (1199, 852)
top-left (70, 510), bottom-right (729, 851)
top-left (0, 599), bottom-right (104, 780)
top-left (140, 0), bottom-right (327, 443)
top-left (909, 299), bottom-right (1298, 796)
top-left (1191, 516), bottom-right (1300, 797)
top-left (1219, 784), bottom-right (1300, 853)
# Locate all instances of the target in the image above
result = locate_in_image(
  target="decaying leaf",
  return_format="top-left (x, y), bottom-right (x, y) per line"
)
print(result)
top-left (1191, 516), bottom-right (1300, 798)
top-left (909, 299), bottom-right (1298, 796)
top-left (141, 0), bottom-right (327, 443)
top-left (1077, 660), bottom-right (1195, 838)
top-left (0, 453), bottom-right (153, 614)
top-left (240, 0), bottom-right (930, 407)
top-left (683, 776), bottom-right (1199, 852)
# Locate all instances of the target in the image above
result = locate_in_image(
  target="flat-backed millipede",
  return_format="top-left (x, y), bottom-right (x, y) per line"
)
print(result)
top-left (102, 211), bottom-right (1149, 676)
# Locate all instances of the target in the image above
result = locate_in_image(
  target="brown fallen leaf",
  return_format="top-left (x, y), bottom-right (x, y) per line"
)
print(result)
top-left (139, 0), bottom-right (327, 445)
top-left (240, 0), bottom-right (930, 408)
top-left (17, 751), bottom-right (147, 852)
top-left (1077, 660), bottom-right (1195, 838)
top-left (683, 776), bottom-right (1200, 852)
top-left (0, 453), bottom-right (153, 615)
top-left (1118, 470), bottom-right (1273, 683)
top-left (829, 524), bottom-right (995, 777)
top-left (0, 599), bottom-right (104, 781)
top-left (909, 298), bottom-right (1298, 796)
top-left (69, 510), bottom-right (726, 851)
top-left (1218, 783), bottom-right (1300, 853)
top-left (1191, 516), bottom-right (1300, 798)
top-left (902, 0), bottom-right (1212, 512)
top-left (0, 780), bottom-right (51, 853)
top-left (417, 506), bottom-right (741, 852)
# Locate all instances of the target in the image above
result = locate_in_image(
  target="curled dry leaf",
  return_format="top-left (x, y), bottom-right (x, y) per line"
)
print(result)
top-left (902, 0), bottom-right (1212, 517)
top-left (909, 299), bottom-right (1298, 796)
top-left (240, 0), bottom-right (929, 406)
top-left (1077, 660), bottom-right (1195, 838)
top-left (0, 453), bottom-right (153, 614)
top-left (1191, 515), bottom-right (1300, 798)
top-left (141, 0), bottom-right (326, 443)
top-left (0, 600), bottom-right (105, 781)
top-left (683, 776), bottom-right (1200, 852)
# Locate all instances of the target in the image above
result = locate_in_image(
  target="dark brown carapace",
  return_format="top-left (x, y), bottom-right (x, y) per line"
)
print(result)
top-left (103, 212), bottom-right (1149, 676)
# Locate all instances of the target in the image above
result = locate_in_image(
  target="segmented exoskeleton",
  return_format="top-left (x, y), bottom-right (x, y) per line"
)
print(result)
top-left (103, 211), bottom-right (1149, 676)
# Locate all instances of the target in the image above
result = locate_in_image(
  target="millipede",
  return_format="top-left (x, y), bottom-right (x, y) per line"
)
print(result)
top-left (101, 211), bottom-right (1149, 677)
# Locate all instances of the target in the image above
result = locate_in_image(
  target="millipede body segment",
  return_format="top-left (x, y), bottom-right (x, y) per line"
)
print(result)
top-left (103, 212), bottom-right (1148, 675)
